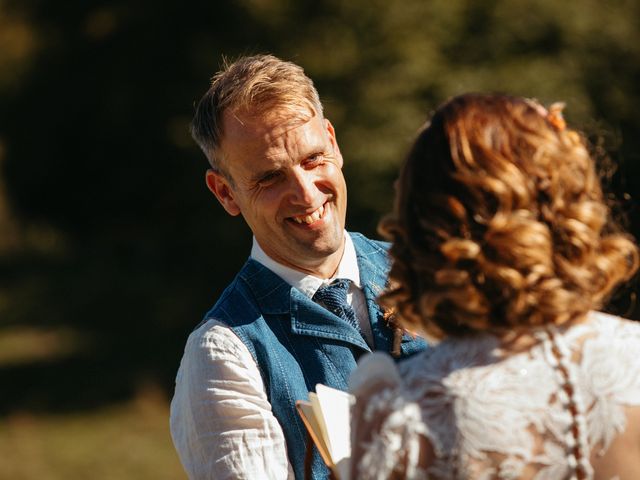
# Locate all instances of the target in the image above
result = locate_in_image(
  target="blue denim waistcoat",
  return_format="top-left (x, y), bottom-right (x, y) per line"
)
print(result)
top-left (204, 232), bottom-right (427, 479)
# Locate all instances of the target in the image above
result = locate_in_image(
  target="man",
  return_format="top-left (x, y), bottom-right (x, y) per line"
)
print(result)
top-left (170, 54), bottom-right (426, 479)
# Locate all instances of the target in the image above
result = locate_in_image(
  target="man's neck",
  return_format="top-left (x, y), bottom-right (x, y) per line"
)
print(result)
top-left (251, 233), bottom-right (362, 300)
top-left (253, 241), bottom-right (346, 280)
top-left (301, 249), bottom-right (344, 279)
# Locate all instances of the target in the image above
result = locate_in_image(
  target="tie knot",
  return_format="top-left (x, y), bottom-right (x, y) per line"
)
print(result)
top-left (313, 278), bottom-right (350, 306)
top-left (312, 278), bottom-right (362, 334)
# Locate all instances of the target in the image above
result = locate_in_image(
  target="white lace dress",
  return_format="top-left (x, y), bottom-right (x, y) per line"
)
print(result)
top-left (348, 311), bottom-right (640, 480)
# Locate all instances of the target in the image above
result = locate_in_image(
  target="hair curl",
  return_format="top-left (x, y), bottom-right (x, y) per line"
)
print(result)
top-left (379, 93), bottom-right (639, 340)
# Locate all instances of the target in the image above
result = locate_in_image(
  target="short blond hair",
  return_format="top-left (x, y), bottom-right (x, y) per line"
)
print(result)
top-left (191, 54), bottom-right (323, 174)
top-left (380, 93), bottom-right (639, 340)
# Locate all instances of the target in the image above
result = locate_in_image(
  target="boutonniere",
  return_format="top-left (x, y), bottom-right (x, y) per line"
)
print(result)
top-left (383, 307), bottom-right (417, 358)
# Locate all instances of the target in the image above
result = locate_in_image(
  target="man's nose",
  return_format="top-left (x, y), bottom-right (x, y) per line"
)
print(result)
top-left (288, 169), bottom-right (319, 206)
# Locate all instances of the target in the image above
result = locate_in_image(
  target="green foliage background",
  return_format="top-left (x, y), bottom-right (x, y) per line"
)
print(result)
top-left (0, 0), bottom-right (638, 477)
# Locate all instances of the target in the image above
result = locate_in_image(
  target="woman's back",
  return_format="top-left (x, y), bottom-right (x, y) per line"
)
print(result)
top-left (350, 311), bottom-right (640, 479)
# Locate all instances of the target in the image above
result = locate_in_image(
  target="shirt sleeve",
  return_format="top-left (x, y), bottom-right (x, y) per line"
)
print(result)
top-left (170, 319), bottom-right (294, 480)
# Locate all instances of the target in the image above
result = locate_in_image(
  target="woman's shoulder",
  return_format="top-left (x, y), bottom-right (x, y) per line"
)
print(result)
top-left (585, 310), bottom-right (640, 330)
top-left (570, 311), bottom-right (640, 404)
top-left (569, 310), bottom-right (640, 347)
top-left (549, 311), bottom-right (640, 382)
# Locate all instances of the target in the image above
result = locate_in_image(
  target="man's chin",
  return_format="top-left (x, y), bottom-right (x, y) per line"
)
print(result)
top-left (296, 236), bottom-right (344, 261)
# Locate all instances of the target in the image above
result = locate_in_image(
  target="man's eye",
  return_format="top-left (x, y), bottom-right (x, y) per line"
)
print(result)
top-left (305, 154), bottom-right (324, 167)
top-left (258, 172), bottom-right (280, 186)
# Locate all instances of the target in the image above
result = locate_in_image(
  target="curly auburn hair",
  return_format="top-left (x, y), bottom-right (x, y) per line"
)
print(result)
top-left (379, 93), bottom-right (639, 340)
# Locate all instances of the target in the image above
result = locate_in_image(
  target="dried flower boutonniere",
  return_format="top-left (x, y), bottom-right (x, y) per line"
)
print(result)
top-left (383, 307), bottom-right (418, 357)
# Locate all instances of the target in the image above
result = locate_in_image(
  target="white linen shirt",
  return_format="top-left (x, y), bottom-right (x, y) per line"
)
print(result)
top-left (170, 233), bottom-right (372, 479)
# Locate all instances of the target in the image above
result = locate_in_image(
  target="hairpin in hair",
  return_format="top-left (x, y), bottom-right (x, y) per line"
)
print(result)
top-left (546, 102), bottom-right (566, 131)
top-left (524, 98), bottom-right (548, 117)
top-left (524, 98), bottom-right (567, 132)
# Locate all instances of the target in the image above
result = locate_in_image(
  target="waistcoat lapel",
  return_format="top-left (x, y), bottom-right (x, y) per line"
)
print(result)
top-left (350, 232), bottom-right (412, 353)
top-left (290, 288), bottom-right (370, 351)
top-left (240, 259), bottom-right (370, 351)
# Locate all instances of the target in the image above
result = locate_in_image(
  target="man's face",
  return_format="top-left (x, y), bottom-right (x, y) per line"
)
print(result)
top-left (206, 110), bottom-right (347, 277)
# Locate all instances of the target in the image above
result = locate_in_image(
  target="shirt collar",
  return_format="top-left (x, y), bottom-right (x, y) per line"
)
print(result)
top-left (250, 231), bottom-right (361, 299)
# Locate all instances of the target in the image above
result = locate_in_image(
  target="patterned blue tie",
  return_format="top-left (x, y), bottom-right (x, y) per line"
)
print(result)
top-left (312, 278), bottom-right (361, 333)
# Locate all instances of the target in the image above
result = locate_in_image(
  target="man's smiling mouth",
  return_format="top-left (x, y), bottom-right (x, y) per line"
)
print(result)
top-left (289, 204), bottom-right (326, 225)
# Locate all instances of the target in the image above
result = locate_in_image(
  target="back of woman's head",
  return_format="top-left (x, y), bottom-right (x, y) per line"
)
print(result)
top-left (380, 93), bottom-right (639, 340)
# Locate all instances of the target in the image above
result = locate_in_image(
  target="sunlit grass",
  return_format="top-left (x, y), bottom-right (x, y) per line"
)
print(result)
top-left (0, 327), bottom-right (83, 366)
top-left (0, 386), bottom-right (185, 480)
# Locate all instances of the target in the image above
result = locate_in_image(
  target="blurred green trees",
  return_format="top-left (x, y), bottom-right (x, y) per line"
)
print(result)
top-left (0, 0), bottom-right (638, 416)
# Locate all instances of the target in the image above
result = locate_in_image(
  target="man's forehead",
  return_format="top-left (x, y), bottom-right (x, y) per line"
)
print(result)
top-left (220, 109), bottom-right (327, 161)
top-left (217, 108), bottom-right (327, 176)
top-left (222, 107), bottom-right (315, 139)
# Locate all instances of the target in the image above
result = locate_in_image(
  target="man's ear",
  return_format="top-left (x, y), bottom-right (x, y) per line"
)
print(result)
top-left (325, 119), bottom-right (343, 168)
top-left (205, 169), bottom-right (241, 216)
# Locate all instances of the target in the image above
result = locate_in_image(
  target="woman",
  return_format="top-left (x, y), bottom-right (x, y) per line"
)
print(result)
top-left (348, 93), bottom-right (640, 479)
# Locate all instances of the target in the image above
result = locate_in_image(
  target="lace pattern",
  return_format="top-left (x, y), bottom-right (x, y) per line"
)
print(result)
top-left (350, 312), bottom-right (640, 479)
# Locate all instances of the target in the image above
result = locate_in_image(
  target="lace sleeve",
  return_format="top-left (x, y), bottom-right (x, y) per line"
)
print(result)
top-left (575, 313), bottom-right (640, 455)
top-left (349, 353), bottom-right (431, 480)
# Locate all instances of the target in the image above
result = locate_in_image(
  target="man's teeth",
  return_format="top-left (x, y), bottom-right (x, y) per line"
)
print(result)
top-left (292, 205), bottom-right (325, 224)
